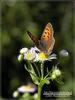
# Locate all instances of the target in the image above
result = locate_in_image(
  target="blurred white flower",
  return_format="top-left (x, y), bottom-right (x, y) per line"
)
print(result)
top-left (17, 83), bottom-right (37, 93)
top-left (59, 49), bottom-right (69, 57)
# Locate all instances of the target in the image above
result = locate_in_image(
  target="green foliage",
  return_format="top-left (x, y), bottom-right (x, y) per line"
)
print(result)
top-left (19, 93), bottom-right (37, 100)
top-left (24, 62), bottom-right (40, 85)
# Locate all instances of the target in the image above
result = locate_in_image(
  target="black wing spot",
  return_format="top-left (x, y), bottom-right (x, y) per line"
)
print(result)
top-left (43, 35), bottom-right (45, 37)
top-left (45, 32), bottom-right (47, 34)
top-left (47, 36), bottom-right (49, 38)
top-left (46, 28), bottom-right (49, 31)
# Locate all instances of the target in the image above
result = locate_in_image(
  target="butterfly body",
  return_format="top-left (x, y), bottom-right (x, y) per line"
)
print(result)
top-left (27, 23), bottom-right (55, 55)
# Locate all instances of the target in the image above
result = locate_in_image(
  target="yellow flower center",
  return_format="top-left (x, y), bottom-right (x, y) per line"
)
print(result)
top-left (38, 52), bottom-right (47, 61)
top-left (22, 85), bottom-right (32, 90)
top-left (27, 53), bottom-right (32, 58)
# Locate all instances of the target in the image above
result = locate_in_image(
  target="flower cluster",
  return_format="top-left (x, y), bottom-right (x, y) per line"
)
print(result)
top-left (17, 46), bottom-right (63, 100)
top-left (18, 46), bottom-right (57, 62)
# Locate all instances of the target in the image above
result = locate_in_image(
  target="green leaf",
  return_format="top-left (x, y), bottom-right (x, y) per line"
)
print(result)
top-left (40, 79), bottom-right (50, 85)
top-left (24, 62), bottom-right (39, 85)
top-left (44, 79), bottom-right (50, 85)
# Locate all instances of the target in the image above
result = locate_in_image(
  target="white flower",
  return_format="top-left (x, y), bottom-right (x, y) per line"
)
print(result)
top-left (34, 52), bottom-right (57, 62)
top-left (17, 83), bottom-right (36, 93)
top-left (24, 49), bottom-right (36, 61)
top-left (20, 48), bottom-right (28, 54)
top-left (34, 52), bottom-right (47, 62)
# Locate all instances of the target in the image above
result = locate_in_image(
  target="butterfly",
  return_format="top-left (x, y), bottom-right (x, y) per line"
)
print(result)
top-left (27, 23), bottom-right (55, 55)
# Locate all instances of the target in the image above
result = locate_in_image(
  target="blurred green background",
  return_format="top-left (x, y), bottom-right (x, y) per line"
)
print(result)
top-left (1, 0), bottom-right (74, 100)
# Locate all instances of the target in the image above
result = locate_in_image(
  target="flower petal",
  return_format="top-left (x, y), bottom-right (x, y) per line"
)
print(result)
top-left (48, 53), bottom-right (57, 61)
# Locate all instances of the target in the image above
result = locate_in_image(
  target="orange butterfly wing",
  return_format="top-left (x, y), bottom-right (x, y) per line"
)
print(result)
top-left (27, 23), bottom-right (55, 55)
top-left (41, 23), bottom-right (55, 54)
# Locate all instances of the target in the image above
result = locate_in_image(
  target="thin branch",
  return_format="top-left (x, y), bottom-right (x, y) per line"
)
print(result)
top-left (24, 65), bottom-right (39, 80)
top-left (33, 63), bottom-right (40, 77)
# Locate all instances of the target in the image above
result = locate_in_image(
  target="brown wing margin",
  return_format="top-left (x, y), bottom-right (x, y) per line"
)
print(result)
top-left (27, 31), bottom-right (39, 44)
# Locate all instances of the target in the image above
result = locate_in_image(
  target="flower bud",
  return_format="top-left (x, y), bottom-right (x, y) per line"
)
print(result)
top-left (18, 54), bottom-right (23, 61)
top-left (13, 91), bottom-right (19, 98)
top-left (20, 48), bottom-right (28, 54)
top-left (51, 67), bottom-right (61, 79)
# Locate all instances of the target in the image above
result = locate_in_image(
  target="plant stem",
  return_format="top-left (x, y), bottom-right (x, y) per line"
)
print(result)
top-left (38, 84), bottom-right (43, 100)
top-left (37, 62), bottom-right (44, 100)
top-left (41, 62), bottom-right (44, 79)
